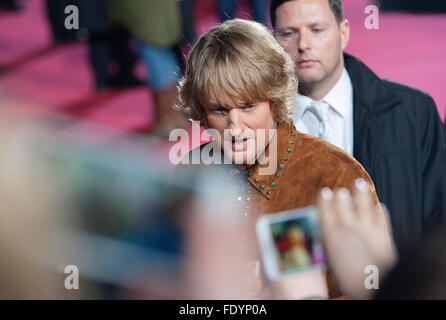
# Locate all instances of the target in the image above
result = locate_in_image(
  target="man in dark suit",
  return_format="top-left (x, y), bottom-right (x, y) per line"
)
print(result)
top-left (270, 0), bottom-right (446, 253)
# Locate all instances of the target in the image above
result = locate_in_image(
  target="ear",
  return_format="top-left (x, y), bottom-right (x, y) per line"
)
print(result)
top-left (340, 19), bottom-right (350, 50)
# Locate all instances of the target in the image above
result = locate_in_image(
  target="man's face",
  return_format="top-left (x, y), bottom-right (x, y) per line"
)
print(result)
top-left (274, 0), bottom-right (349, 89)
top-left (204, 91), bottom-right (277, 165)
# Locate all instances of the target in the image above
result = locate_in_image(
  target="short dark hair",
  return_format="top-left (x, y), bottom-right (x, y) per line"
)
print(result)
top-left (270, 0), bottom-right (344, 28)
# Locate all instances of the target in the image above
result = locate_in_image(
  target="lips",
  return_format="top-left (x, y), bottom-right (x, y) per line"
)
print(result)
top-left (231, 137), bottom-right (250, 151)
top-left (297, 59), bottom-right (317, 67)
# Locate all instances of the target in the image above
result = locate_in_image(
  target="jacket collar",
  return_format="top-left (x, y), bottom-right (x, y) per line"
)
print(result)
top-left (240, 122), bottom-right (298, 201)
top-left (344, 53), bottom-right (403, 116)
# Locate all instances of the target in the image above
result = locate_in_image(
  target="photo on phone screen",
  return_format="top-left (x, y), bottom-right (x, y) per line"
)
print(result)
top-left (257, 207), bottom-right (326, 279)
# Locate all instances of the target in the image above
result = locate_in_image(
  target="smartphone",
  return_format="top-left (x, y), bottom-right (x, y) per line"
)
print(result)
top-left (256, 206), bottom-right (326, 280)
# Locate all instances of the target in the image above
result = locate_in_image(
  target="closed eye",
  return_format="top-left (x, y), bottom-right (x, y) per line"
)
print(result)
top-left (243, 104), bottom-right (256, 111)
top-left (212, 107), bottom-right (228, 115)
top-left (280, 30), bottom-right (297, 39)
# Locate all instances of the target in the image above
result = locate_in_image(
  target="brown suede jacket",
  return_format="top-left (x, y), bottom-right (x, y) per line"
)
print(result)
top-left (177, 121), bottom-right (379, 298)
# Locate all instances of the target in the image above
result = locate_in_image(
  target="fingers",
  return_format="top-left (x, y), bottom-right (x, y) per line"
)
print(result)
top-left (319, 179), bottom-right (377, 228)
top-left (335, 187), bottom-right (355, 226)
top-left (376, 203), bottom-right (398, 254)
top-left (318, 187), bottom-right (355, 228)
top-left (319, 187), bottom-right (335, 230)
top-left (353, 178), bottom-right (375, 223)
top-left (376, 202), bottom-right (392, 230)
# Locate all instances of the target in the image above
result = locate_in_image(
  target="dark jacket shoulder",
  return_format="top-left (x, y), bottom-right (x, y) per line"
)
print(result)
top-left (344, 52), bottom-right (446, 253)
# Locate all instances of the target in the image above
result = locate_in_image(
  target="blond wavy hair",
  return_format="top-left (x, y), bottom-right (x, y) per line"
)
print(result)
top-left (177, 19), bottom-right (298, 126)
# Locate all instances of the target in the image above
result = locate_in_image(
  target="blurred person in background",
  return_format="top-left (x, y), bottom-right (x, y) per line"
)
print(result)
top-left (219, 0), bottom-right (268, 25)
top-left (180, 0), bottom-right (197, 45)
top-left (270, 0), bottom-right (446, 254)
top-left (45, 0), bottom-right (142, 90)
top-left (76, 0), bottom-right (143, 90)
top-left (104, 0), bottom-right (189, 136)
top-left (0, 0), bottom-right (25, 11)
top-left (176, 18), bottom-right (381, 298)
top-left (46, 0), bottom-right (79, 43)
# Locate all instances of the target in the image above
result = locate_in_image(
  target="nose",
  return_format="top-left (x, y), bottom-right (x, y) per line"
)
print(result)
top-left (228, 109), bottom-right (243, 136)
top-left (298, 30), bottom-right (311, 53)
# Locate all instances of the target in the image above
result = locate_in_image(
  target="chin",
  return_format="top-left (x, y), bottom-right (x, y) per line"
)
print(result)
top-left (229, 152), bottom-right (256, 165)
top-left (296, 69), bottom-right (324, 84)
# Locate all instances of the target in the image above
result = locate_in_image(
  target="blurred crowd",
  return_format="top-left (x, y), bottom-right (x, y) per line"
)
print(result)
top-left (42, 0), bottom-right (272, 136)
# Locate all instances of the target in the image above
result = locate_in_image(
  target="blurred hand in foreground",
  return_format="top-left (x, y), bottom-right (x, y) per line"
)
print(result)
top-left (318, 179), bottom-right (398, 299)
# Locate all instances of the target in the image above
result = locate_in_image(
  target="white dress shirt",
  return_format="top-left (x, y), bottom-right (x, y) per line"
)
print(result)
top-left (293, 68), bottom-right (354, 155)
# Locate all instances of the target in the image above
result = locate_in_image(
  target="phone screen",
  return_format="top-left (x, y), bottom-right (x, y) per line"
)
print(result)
top-left (269, 208), bottom-right (325, 274)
